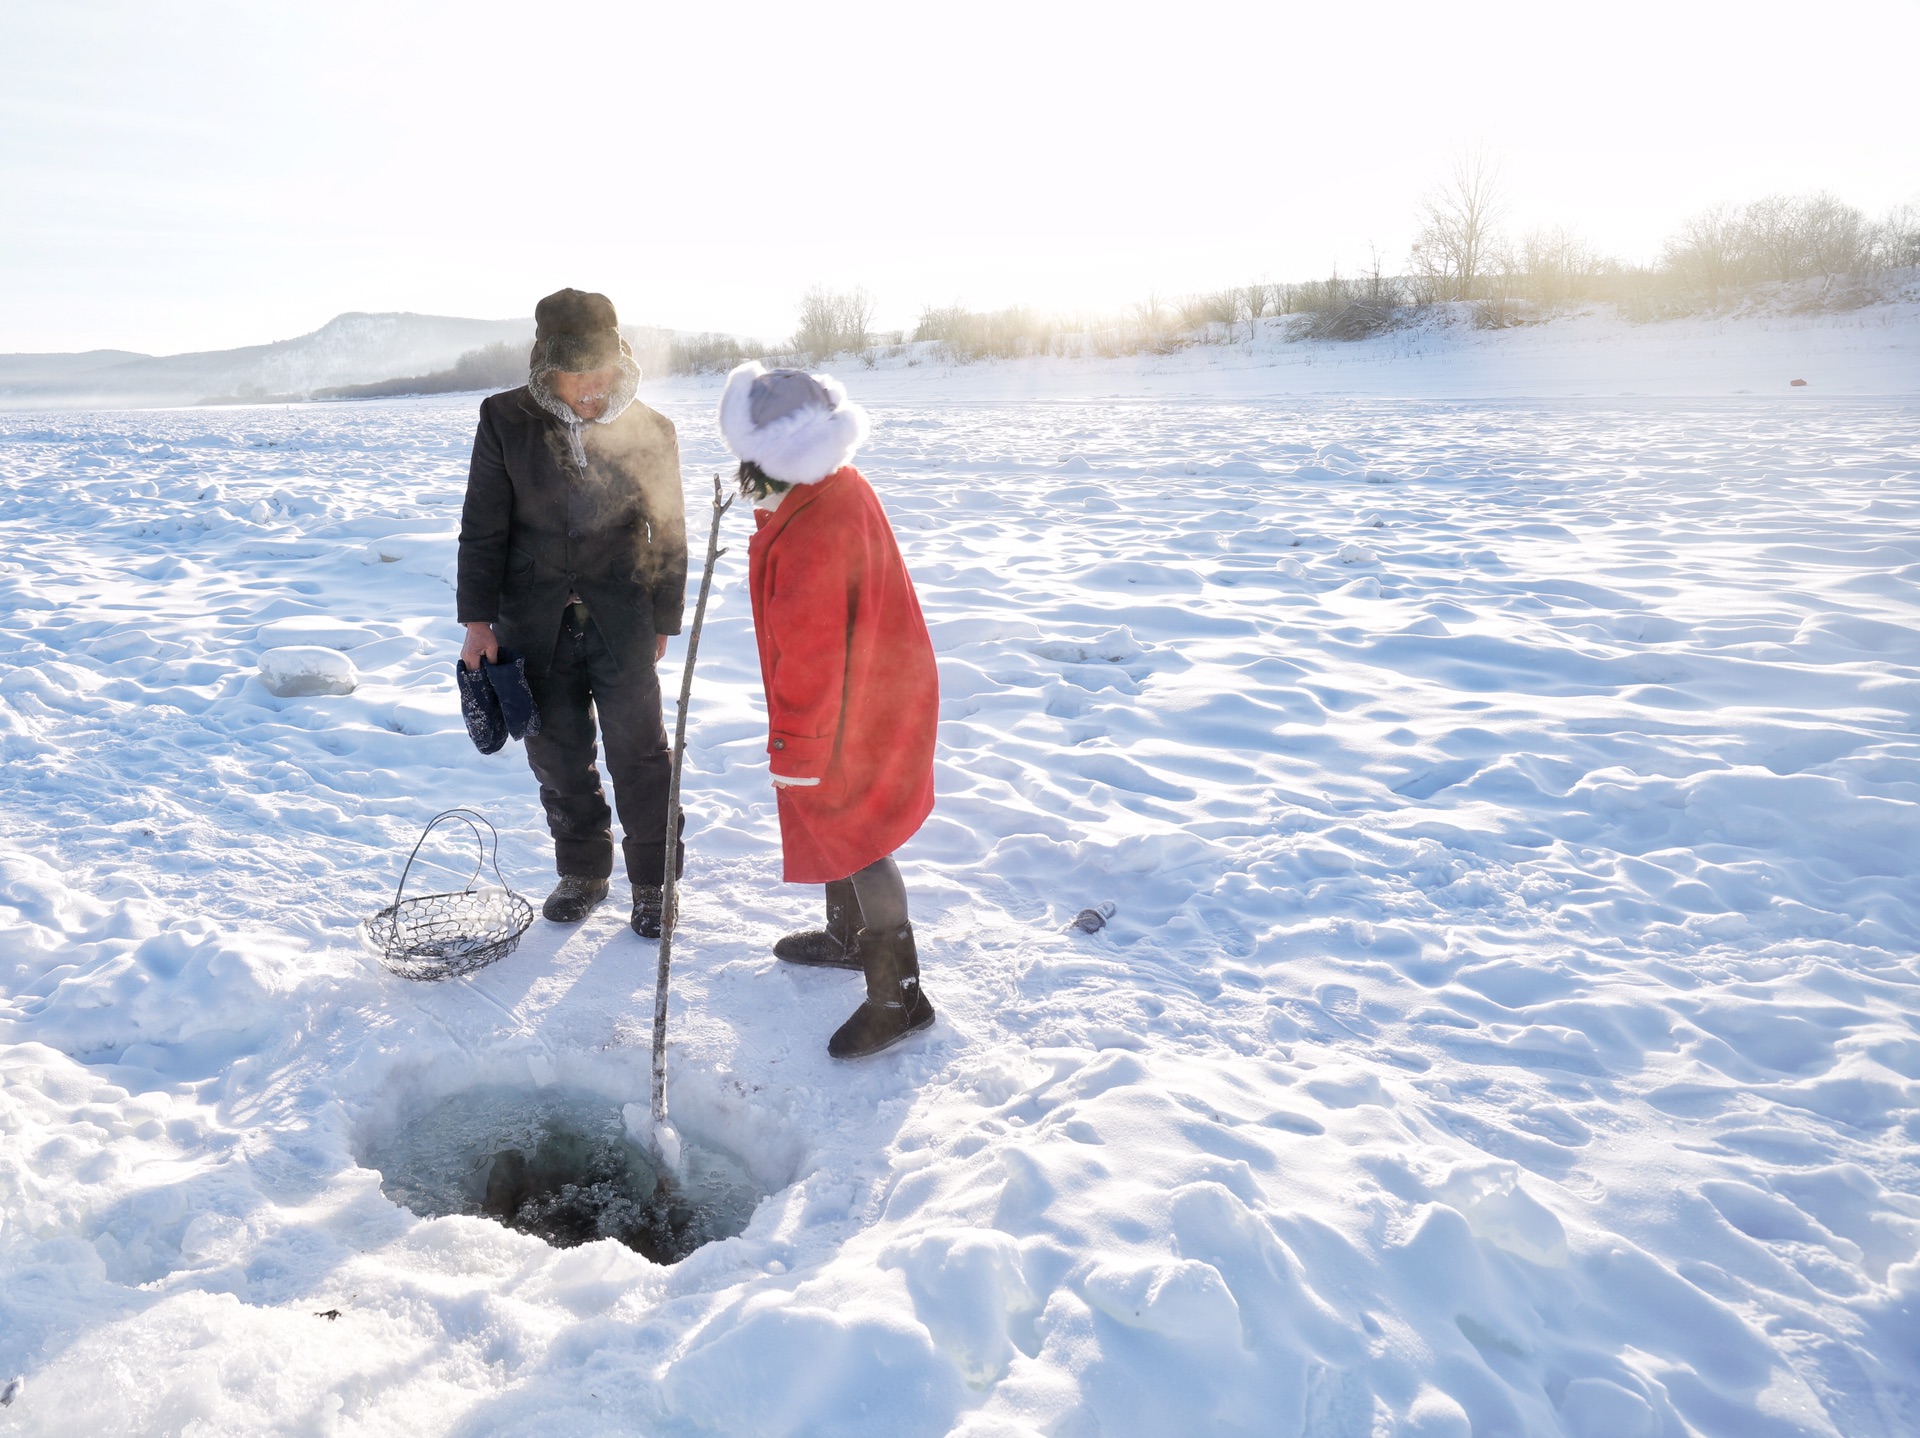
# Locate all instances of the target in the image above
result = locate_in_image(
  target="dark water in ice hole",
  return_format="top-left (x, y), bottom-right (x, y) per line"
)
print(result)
top-left (364, 1086), bottom-right (764, 1264)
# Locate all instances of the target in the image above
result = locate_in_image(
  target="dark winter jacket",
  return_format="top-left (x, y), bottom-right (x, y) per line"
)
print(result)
top-left (457, 387), bottom-right (687, 676)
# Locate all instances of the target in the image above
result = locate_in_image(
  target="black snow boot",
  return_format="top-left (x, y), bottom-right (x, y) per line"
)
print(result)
top-left (828, 923), bottom-right (936, 1059)
top-left (543, 874), bottom-right (608, 923)
top-left (631, 884), bottom-right (676, 939)
top-left (773, 878), bottom-right (863, 969)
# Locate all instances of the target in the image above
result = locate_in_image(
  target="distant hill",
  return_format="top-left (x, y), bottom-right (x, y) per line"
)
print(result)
top-left (315, 341), bottom-right (529, 401)
top-left (0, 312), bottom-right (533, 410)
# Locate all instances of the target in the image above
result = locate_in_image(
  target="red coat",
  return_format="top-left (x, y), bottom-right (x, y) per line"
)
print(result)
top-left (748, 467), bottom-right (939, 884)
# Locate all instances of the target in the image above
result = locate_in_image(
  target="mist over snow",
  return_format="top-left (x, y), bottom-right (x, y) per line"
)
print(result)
top-left (0, 309), bottom-right (1917, 1435)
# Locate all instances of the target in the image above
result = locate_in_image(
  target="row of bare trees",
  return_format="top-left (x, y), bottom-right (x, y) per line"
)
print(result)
top-left (694, 171), bottom-right (1918, 373)
top-left (903, 264), bottom-right (1424, 361)
top-left (1664, 193), bottom-right (1918, 296)
top-left (1407, 154), bottom-right (1916, 307)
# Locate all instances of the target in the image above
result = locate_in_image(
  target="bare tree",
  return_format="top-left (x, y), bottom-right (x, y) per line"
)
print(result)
top-left (1878, 204), bottom-right (1920, 271)
top-left (1132, 292), bottom-right (1172, 349)
top-left (1177, 290), bottom-right (1239, 335)
top-left (840, 287), bottom-right (876, 350)
top-left (1522, 226), bottom-right (1604, 307)
top-left (1296, 266), bottom-right (1348, 315)
top-left (1800, 192), bottom-right (1872, 282)
top-left (1482, 239), bottom-right (1521, 310)
top-left (1240, 283), bottom-right (1274, 341)
top-left (794, 287), bottom-right (839, 359)
top-left (1409, 151), bottom-right (1504, 302)
top-left (1359, 244), bottom-right (1400, 307)
top-left (794, 286), bottom-right (877, 360)
top-left (1743, 194), bottom-right (1807, 283)
top-left (1663, 204), bottom-right (1748, 297)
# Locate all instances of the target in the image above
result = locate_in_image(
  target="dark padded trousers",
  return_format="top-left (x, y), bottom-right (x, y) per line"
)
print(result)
top-left (522, 612), bottom-right (685, 885)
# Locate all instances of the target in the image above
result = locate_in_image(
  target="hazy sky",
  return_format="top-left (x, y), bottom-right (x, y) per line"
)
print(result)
top-left (3, 0), bottom-right (1915, 355)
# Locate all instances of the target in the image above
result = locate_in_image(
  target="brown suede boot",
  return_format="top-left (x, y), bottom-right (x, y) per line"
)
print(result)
top-left (828, 923), bottom-right (936, 1059)
top-left (774, 877), bottom-right (863, 969)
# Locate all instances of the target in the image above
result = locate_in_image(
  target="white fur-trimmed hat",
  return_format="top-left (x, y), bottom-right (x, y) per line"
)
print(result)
top-left (718, 361), bottom-right (869, 485)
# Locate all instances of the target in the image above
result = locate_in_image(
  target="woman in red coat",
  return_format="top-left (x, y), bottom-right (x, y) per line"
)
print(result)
top-left (719, 362), bottom-right (940, 1059)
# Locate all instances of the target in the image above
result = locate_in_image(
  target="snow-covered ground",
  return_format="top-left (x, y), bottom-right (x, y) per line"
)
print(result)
top-left (2, 318), bottom-right (1918, 1436)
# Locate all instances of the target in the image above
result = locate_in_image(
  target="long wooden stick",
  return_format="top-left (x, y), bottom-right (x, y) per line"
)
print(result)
top-left (651, 474), bottom-right (734, 1129)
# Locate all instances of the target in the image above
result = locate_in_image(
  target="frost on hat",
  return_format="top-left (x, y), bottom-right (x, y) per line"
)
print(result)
top-left (717, 360), bottom-right (869, 485)
top-left (532, 288), bottom-right (621, 373)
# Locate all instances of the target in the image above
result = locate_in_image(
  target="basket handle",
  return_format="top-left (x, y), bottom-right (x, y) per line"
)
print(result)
top-left (391, 809), bottom-right (515, 912)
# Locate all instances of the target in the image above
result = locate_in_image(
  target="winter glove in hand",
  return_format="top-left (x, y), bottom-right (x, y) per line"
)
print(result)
top-left (482, 648), bottom-right (542, 740)
top-left (456, 658), bottom-right (507, 755)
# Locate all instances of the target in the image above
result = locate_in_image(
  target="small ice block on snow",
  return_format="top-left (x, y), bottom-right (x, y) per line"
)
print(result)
top-left (258, 645), bottom-right (357, 697)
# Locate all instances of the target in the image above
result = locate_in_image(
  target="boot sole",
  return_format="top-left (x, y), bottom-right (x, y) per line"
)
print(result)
top-left (829, 1005), bottom-right (936, 1060)
top-left (775, 953), bottom-right (863, 970)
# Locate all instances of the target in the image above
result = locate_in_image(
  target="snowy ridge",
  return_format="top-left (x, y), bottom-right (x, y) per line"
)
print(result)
top-left (1, 382), bottom-right (1917, 1435)
top-left (0, 312), bottom-right (533, 410)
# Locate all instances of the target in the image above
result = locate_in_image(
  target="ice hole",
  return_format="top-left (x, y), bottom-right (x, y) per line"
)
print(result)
top-left (363, 1085), bottom-right (765, 1264)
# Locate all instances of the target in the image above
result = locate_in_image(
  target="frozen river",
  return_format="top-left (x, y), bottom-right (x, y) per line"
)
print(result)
top-left (1, 386), bottom-right (1917, 1436)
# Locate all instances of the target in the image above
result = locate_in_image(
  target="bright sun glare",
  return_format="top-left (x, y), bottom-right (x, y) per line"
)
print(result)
top-left (1, 0), bottom-right (1915, 352)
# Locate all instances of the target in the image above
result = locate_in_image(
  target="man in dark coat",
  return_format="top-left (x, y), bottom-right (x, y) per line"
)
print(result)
top-left (456, 289), bottom-right (688, 935)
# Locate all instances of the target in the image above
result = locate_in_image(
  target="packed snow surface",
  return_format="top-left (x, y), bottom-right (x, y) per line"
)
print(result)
top-left (2, 353), bottom-right (1918, 1436)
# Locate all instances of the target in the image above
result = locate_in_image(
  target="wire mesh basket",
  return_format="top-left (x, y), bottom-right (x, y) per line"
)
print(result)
top-left (363, 809), bottom-right (534, 981)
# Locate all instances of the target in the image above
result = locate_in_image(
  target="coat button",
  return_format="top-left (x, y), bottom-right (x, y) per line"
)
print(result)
top-left (568, 528), bottom-right (581, 539)
top-left (772, 739), bottom-right (785, 750)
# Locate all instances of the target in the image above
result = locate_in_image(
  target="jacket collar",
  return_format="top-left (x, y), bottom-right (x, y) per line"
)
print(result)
top-left (751, 467), bottom-right (851, 547)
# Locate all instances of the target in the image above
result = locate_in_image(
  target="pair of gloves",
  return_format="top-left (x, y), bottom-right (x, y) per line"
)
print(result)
top-left (457, 648), bottom-right (542, 754)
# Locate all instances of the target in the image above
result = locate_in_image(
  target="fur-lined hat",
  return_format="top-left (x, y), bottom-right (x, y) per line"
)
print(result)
top-left (532, 288), bottom-right (622, 373)
top-left (718, 361), bottom-right (869, 485)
